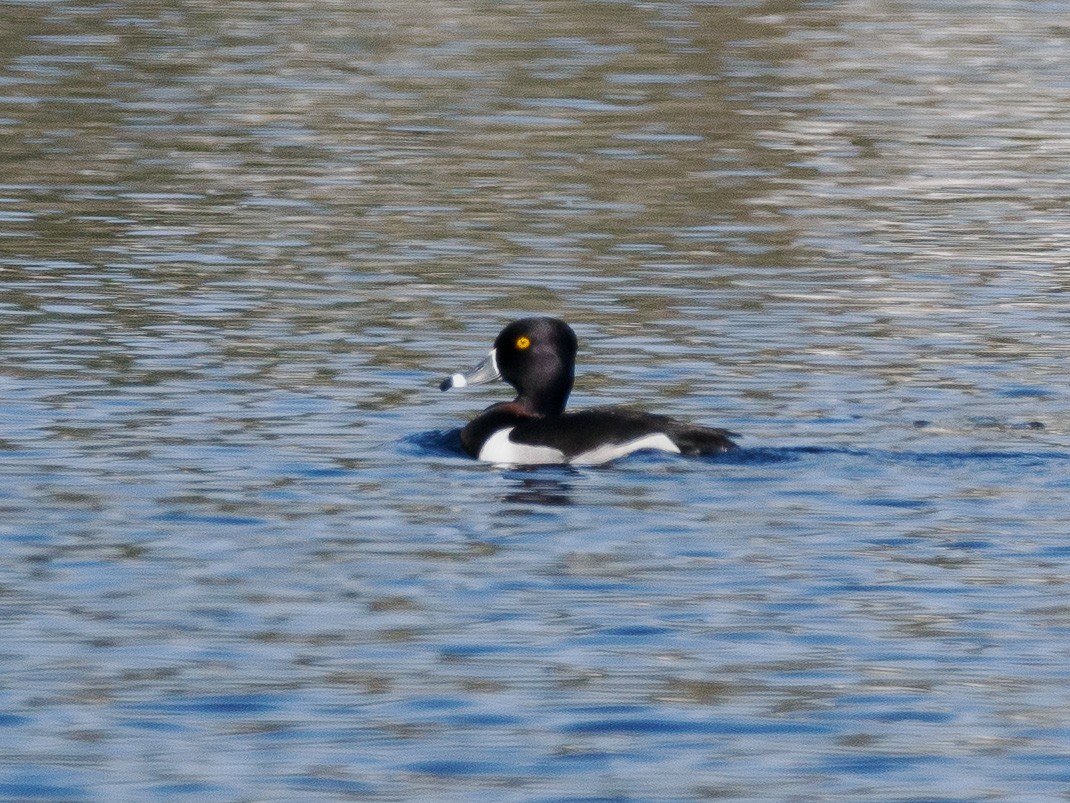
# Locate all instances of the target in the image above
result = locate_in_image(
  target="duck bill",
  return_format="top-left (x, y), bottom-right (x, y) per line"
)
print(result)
top-left (440, 349), bottom-right (501, 391)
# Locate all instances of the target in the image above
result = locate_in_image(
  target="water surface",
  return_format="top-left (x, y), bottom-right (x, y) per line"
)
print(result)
top-left (1, 0), bottom-right (1069, 799)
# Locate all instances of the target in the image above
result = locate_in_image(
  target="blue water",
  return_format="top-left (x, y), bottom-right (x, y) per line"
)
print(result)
top-left (3, 412), bottom-right (1067, 799)
top-left (2, 0), bottom-right (1070, 799)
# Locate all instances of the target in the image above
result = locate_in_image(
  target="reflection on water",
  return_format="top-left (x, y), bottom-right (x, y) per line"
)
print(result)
top-left (2, 0), bottom-right (1070, 799)
top-left (498, 470), bottom-right (576, 507)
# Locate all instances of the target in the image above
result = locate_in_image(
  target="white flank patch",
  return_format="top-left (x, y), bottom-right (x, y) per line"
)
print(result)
top-left (478, 428), bottom-right (567, 465)
top-left (449, 372), bottom-right (468, 388)
top-left (478, 429), bottom-right (680, 466)
top-left (568, 433), bottom-right (681, 465)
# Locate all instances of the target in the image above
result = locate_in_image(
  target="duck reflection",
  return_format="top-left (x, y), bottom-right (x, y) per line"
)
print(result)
top-left (499, 467), bottom-right (575, 507)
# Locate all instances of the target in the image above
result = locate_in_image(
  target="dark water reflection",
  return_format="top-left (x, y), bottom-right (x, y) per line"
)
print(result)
top-left (2, 0), bottom-right (1070, 800)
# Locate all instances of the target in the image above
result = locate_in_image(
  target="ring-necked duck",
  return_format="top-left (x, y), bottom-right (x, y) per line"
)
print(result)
top-left (440, 317), bottom-right (738, 465)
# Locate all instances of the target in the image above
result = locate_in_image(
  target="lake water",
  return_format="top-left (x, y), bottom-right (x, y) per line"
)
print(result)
top-left (2, 0), bottom-right (1069, 799)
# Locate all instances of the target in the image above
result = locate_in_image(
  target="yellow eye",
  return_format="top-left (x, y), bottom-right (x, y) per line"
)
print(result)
top-left (515, 336), bottom-right (531, 350)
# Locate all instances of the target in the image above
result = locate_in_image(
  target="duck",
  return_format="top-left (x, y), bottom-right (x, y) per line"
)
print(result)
top-left (439, 317), bottom-right (737, 465)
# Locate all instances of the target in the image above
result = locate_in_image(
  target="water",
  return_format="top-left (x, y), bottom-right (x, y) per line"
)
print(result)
top-left (2, 0), bottom-right (1069, 799)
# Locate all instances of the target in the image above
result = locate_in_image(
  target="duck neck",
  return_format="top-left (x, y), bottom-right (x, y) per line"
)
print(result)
top-left (517, 376), bottom-right (572, 418)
